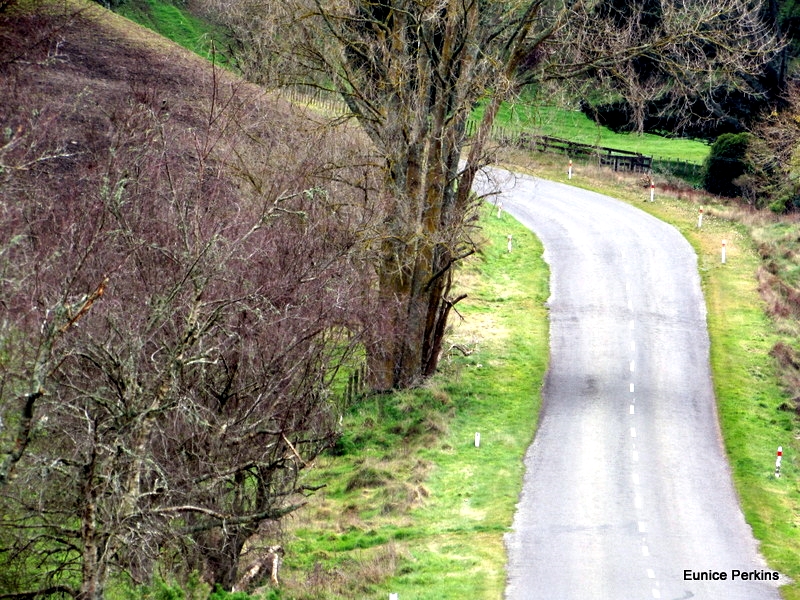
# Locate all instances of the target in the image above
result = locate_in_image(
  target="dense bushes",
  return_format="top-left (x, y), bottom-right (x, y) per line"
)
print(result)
top-left (702, 133), bottom-right (753, 197)
top-left (0, 5), bottom-right (377, 598)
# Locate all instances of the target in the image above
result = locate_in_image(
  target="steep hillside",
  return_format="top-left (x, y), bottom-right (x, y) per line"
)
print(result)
top-left (0, 0), bottom-right (344, 196)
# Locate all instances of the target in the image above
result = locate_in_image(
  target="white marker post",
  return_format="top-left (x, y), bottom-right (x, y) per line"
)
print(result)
top-left (649, 180), bottom-right (655, 202)
top-left (697, 207), bottom-right (704, 229)
top-left (568, 159), bottom-right (573, 180)
top-left (475, 432), bottom-right (481, 448)
top-left (390, 594), bottom-right (399, 600)
top-left (721, 239), bottom-right (727, 264)
top-left (507, 234), bottom-right (513, 253)
top-left (775, 446), bottom-right (782, 478)
top-left (497, 201), bottom-right (503, 218)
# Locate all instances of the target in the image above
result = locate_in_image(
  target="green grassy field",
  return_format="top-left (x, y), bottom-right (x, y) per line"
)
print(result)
top-left (115, 0), bottom-right (228, 62)
top-left (474, 100), bottom-right (711, 165)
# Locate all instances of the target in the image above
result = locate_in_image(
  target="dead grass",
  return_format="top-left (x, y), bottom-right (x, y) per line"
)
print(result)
top-left (280, 543), bottom-right (406, 600)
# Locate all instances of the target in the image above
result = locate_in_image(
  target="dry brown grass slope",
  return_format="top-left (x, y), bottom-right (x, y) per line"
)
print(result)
top-left (0, 0), bottom-right (373, 212)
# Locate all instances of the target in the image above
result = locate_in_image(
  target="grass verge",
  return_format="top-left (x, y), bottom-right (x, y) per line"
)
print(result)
top-left (279, 203), bottom-right (550, 599)
top-left (498, 148), bottom-right (800, 599)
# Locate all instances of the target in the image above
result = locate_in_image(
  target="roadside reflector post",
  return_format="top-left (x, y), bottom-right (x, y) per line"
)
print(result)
top-left (697, 207), bottom-right (704, 229)
top-left (507, 234), bottom-right (513, 253)
top-left (568, 159), bottom-right (573, 180)
top-left (721, 239), bottom-right (727, 264)
top-left (775, 446), bottom-right (782, 478)
top-left (475, 432), bottom-right (481, 448)
top-left (390, 594), bottom-right (399, 600)
top-left (497, 201), bottom-right (503, 218)
top-left (649, 180), bottom-right (655, 202)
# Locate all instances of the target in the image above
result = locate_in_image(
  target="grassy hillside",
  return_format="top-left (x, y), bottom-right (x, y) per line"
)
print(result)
top-left (0, 2), bottom-right (374, 598)
top-left (113, 0), bottom-right (229, 62)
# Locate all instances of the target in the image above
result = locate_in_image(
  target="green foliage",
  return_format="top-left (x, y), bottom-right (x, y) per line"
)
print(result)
top-left (113, 574), bottom-right (210, 600)
top-left (702, 132), bottom-right (753, 197)
top-left (768, 184), bottom-right (800, 213)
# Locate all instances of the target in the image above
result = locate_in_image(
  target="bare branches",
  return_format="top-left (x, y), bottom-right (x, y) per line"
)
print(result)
top-left (0, 7), bottom-right (377, 595)
top-left (206, 0), bottom-right (782, 386)
top-left (0, 585), bottom-right (76, 600)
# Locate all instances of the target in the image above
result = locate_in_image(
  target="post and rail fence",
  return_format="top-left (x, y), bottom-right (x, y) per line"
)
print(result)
top-left (466, 120), bottom-right (653, 173)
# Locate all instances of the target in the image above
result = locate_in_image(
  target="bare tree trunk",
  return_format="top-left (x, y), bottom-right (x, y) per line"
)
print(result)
top-left (79, 450), bottom-right (106, 600)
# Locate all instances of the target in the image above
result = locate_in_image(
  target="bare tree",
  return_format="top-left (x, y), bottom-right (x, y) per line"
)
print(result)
top-left (0, 14), bottom-right (376, 597)
top-left (210, 0), bottom-right (782, 389)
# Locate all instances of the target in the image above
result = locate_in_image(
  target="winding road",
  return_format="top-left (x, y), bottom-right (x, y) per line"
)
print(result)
top-left (475, 167), bottom-right (783, 600)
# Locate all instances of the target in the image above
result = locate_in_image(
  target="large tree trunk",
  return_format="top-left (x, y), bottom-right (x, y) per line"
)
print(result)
top-left (79, 457), bottom-right (107, 600)
top-left (196, 527), bottom-right (249, 591)
top-left (366, 99), bottom-right (479, 390)
top-left (369, 243), bottom-right (434, 390)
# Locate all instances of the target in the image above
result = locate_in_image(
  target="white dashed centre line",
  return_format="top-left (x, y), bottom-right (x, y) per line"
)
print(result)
top-left (630, 404), bottom-right (635, 414)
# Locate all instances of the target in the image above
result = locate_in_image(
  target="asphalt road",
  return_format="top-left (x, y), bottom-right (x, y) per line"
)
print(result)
top-left (474, 168), bottom-right (784, 600)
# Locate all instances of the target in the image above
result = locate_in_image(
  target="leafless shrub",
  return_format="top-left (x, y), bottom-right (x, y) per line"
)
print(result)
top-left (0, 8), bottom-right (379, 597)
